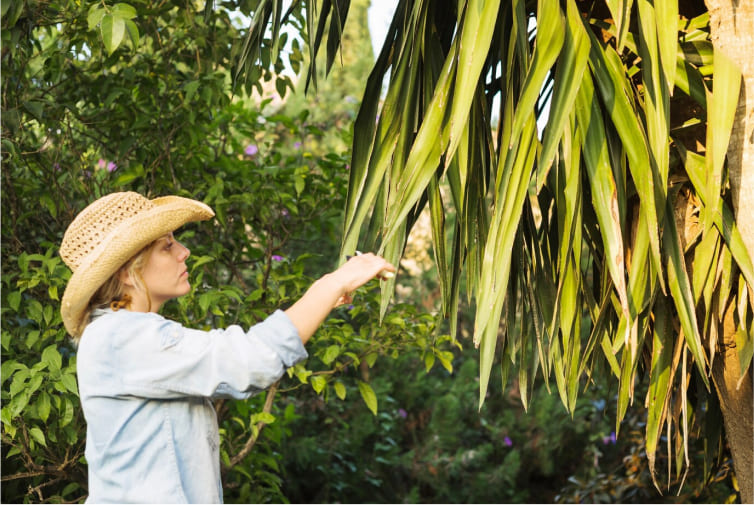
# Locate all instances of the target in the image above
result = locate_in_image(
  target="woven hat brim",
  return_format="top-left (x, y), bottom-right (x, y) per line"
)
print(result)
top-left (61, 196), bottom-right (214, 337)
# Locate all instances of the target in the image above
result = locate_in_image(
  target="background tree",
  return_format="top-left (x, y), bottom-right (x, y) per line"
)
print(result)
top-left (235, 0), bottom-right (753, 501)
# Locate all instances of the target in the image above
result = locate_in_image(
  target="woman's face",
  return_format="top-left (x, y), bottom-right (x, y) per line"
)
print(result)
top-left (132, 232), bottom-right (192, 311)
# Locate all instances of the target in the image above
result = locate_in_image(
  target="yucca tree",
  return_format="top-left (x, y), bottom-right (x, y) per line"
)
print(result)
top-left (237, 0), bottom-right (753, 499)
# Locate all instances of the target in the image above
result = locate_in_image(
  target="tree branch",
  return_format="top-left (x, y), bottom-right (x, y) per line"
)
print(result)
top-left (226, 380), bottom-right (279, 469)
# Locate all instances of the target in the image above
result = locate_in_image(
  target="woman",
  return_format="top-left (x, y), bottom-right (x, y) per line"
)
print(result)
top-left (59, 191), bottom-right (394, 503)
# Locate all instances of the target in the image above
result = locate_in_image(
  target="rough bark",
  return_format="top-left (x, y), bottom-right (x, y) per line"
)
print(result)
top-left (714, 306), bottom-right (754, 504)
top-left (704, 1), bottom-right (754, 503)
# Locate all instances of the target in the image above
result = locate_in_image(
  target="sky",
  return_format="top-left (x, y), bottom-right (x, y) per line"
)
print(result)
top-left (367, 0), bottom-right (398, 56)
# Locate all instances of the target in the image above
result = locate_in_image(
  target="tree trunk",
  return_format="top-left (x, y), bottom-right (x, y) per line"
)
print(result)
top-left (714, 307), bottom-right (753, 504)
top-left (704, 1), bottom-right (754, 503)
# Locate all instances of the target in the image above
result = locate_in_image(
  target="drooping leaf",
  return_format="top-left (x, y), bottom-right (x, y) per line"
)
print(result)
top-left (100, 14), bottom-right (126, 55)
top-left (357, 380), bottom-right (377, 415)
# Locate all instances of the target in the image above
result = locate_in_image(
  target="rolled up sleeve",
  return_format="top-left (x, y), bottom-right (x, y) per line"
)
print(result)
top-left (79, 310), bottom-right (308, 400)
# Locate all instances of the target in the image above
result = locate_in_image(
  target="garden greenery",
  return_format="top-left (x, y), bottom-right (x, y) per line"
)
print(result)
top-left (1, 0), bottom-right (457, 501)
top-left (1, 0), bottom-right (743, 503)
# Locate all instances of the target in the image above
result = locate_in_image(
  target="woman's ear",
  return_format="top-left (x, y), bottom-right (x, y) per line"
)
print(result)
top-left (118, 267), bottom-right (135, 288)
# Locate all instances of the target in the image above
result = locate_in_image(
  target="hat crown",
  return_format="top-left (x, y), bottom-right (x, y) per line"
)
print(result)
top-left (60, 192), bottom-right (154, 272)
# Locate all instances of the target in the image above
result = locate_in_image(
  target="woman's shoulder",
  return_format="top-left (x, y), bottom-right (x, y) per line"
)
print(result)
top-left (91, 307), bottom-right (168, 325)
top-left (81, 309), bottom-right (179, 349)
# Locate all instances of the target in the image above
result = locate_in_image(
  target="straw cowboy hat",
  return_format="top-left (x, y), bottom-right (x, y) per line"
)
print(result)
top-left (59, 191), bottom-right (215, 337)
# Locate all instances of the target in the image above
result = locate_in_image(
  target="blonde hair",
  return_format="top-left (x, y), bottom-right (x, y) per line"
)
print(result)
top-left (74, 241), bottom-right (156, 340)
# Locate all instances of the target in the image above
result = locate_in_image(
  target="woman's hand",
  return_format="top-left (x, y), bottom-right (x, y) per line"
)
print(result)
top-left (332, 252), bottom-right (395, 307)
top-left (284, 252), bottom-right (395, 344)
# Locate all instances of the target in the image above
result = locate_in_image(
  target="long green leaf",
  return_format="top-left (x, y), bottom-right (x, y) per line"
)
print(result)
top-left (663, 197), bottom-right (709, 389)
top-left (575, 71), bottom-right (633, 349)
top-left (382, 0), bottom-right (501, 248)
top-left (509, 0), bottom-right (564, 146)
top-left (446, 0), bottom-right (502, 157)
top-left (538, 0), bottom-right (590, 185)
top-left (645, 297), bottom-right (675, 485)
top-left (588, 32), bottom-right (663, 291)
top-left (636, 0), bottom-right (670, 189)
top-left (654, 0), bottom-right (678, 95)
top-left (704, 49), bottom-right (741, 232)
top-left (341, 0), bottom-right (414, 258)
top-left (604, 0), bottom-right (633, 51)
top-left (475, 116), bottom-right (538, 406)
top-left (428, 175), bottom-right (450, 316)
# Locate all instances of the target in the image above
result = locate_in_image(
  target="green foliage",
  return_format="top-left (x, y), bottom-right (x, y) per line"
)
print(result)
top-left (280, 342), bottom-right (739, 504)
top-left (556, 409), bottom-right (739, 504)
top-left (283, 0), bottom-right (754, 494)
top-left (1, 0), bottom-right (455, 502)
top-left (4, 0), bottom-right (746, 502)
top-left (1, 250), bottom-right (87, 502)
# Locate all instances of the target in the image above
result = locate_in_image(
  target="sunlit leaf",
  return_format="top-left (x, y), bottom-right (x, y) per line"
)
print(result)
top-left (100, 14), bottom-right (126, 55)
top-left (357, 380), bottom-right (377, 415)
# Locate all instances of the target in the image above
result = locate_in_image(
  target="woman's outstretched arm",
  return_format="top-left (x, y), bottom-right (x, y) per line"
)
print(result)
top-left (284, 252), bottom-right (395, 344)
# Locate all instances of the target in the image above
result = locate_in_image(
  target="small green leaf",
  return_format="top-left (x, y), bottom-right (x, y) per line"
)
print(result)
top-left (7, 291), bottom-right (21, 311)
top-left (9, 367), bottom-right (30, 397)
top-left (250, 412), bottom-right (276, 425)
top-left (357, 380), bottom-right (377, 415)
top-left (29, 426), bottom-right (47, 447)
top-left (61, 482), bottom-right (80, 497)
top-left (437, 351), bottom-right (454, 374)
top-left (321, 345), bottom-right (340, 365)
top-left (41, 344), bottom-right (62, 371)
top-left (1, 406), bottom-right (13, 428)
top-left (183, 80), bottom-right (201, 104)
top-left (61, 373), bottom-right (78, 395)
top-left (334, 381), bottom-right (346, 400)
top-left (365, 353), bottom-right (378, 368)
top-left (1, 360), bottom-right (23, 384)
top-left (293, 363), bottom-right (312, 384)
top-left (112, 3), bottom-right (137, 19)
top-left (87, 6), bottom-right (106, 31)
top-left (101, 14), bottom-right (126, 55)
top-left (294, 176), bottom-right (305, 196)
top-left (275, 77), bottom-right (288, 99)
top-left (124, 19), bottom-right (140, 49)
top-left (37, 392), bottom-right (51, 422)
top-left (424, 353), bottom-right (435, 372)
top-left (60, 397), bottom-right (74, 427)
top-left (310, 375), bottom-right (326, 394)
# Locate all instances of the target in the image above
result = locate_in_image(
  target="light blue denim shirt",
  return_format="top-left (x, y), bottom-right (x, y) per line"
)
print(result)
top-left (76, 308), bottom-right (307, 503)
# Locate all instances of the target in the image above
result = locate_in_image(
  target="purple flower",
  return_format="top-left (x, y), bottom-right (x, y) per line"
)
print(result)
top-left (293, 141), bottom-right (302, 149)
top-left (244, 144), bottom-right (258, 156)
top-left (345, 164), bottom-right (350, 171)
top-left (397, 408), bottom-right (407, 419)
top-left (271, 255), bottom-right (283, 262)
top-left (503, 436), bottom-right (513, 447)
top-left (106, 161), bottom-right (117, 172)
top-left (281, 208), bottom-right (290, 218)
top-left (346, 304), bottom-right (355, 311)
top-left (53, 162), bottom-right (61, 171)
top-left (602, 432), bottom-right (617, 445)
top-left (97, 158), bottom-right (106, 169)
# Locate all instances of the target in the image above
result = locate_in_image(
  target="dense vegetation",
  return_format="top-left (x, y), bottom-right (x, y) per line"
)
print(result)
top-left (1, 0), bottom-right (745, 503)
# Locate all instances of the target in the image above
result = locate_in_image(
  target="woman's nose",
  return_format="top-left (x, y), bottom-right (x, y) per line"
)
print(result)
top-left (176, 241), bottom-right (190, 260)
